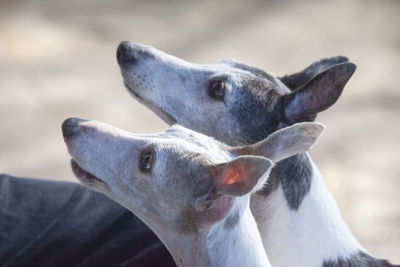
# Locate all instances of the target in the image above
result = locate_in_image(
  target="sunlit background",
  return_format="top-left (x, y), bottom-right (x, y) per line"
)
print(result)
top-left (0, 0), bottom-right (399, 262)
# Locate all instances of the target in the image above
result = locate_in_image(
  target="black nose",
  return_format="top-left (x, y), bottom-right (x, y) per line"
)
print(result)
top-left (62, 117), bottom-right (83, 139)
top-left (116, 41), bottom-right (137, 65)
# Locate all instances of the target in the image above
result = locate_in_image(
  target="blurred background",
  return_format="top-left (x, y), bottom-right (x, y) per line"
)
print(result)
top-left (0, 0), bottom-right (399, 262)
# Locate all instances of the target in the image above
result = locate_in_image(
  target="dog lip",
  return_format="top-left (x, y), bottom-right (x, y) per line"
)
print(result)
top-left (124, 83), bottom-right (177, 125)
top-left (70, 159), bottom-right (106, 185)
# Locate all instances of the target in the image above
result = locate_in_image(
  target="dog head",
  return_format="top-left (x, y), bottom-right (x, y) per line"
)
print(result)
top-left (62, 118), bottom-right (323, 235)
top-left (117, 41), bottom-right (354, 145)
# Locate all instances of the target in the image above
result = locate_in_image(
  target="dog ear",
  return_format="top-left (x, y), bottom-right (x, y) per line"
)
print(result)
top-left (280, 56), bottom-right (349, 90)
top-left (210, 156), bottom-right (273, 196)
top-left (192, 156), bottom-right (272, 222)
top-left (231, 122), bottom-right (324, 163)
top-left (282, 62), bottom-right (356, 124)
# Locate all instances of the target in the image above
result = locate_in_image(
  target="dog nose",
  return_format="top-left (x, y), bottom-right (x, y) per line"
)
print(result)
top-left (116, 41), bottom-right (138, 65)
top-left (62, 117), bottom-right (84, 140)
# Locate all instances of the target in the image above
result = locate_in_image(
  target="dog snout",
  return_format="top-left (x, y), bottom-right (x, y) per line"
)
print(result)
top-left (62, 117), bottom-right (86, 140)
top-left (117, 41), bottom-right (139, 65)
top-left (117, 41), bottom-right (155, 66)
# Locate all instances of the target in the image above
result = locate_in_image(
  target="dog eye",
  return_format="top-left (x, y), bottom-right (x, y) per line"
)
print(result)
top-left (139, 149), bottom-right (154, 173)
top-left (208, 80), bottom-right (225, 100)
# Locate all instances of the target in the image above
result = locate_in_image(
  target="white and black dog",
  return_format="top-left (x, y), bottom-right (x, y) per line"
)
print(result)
top-left (114, 42), bottom-right (397, 267)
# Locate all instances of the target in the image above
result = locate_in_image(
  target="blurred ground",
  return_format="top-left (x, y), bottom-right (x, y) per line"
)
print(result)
top-left (0, 0), bottom-right (399, 262)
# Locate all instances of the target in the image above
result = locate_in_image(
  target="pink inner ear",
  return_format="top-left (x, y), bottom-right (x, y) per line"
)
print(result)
top-left (221, 169), bottom-right (243, 185)
top-left (211, 166), bottom-right (243, 187)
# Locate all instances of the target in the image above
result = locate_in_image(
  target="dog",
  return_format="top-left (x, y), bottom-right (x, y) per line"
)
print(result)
top-left (116, 42), bottom-right (396, 266)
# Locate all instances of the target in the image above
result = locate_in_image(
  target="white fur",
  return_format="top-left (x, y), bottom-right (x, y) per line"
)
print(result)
top-left (207, 197), bottom-right (270, 267)
top-left (148, 196), bottom-right (271, 267)
top-left (252, 154), bottom-right (365, 267)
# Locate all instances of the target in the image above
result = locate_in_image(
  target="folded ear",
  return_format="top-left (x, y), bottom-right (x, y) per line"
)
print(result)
top-left (280, 56), bottom-right (349, 90)
top-left (283, 62), bottom-right (356, 124)
top-left (211, 156), bottom-right (273, 196)
top-left (232, 122), bottom-right (325, 163)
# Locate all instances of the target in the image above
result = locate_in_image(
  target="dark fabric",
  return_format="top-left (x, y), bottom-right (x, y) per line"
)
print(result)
top-left (0, 174), bottom-right (176, 267)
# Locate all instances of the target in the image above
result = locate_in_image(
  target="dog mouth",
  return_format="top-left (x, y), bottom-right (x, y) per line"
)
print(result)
top-left (71, 159), bottom-right (105, 185)
top-left (124, 83), bottom-right (177, 126)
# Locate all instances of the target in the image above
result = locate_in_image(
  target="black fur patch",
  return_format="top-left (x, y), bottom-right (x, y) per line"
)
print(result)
top-left (228, 78), bottom-right (283, 144)
top-left (323, 251), bottom-right (397, 267)
top-left (276, 153), bottom-right (312, 210)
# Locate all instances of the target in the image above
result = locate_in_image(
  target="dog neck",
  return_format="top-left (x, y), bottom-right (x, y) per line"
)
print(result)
top-left (251, 152), bottom-right (365, 266)
top-left (160, 198), bottom-right (271, 267)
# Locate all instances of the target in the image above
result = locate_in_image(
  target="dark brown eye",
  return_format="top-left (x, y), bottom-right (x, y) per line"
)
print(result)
top-left (139, 149), bottom-right (154, 173)
top-left (208, 80), bottom-right (225, 100)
